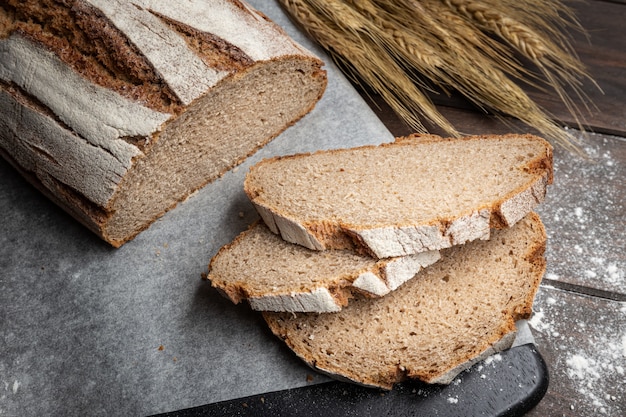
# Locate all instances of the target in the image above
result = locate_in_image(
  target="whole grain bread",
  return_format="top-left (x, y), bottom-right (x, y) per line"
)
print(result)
top-left (245, 134), bottom-right (552, 258)
top-left (263, 212), bottom-right (547, 389)
top-left (207, 222), bottom-right (440, 312)
top-left (0, 0), bottom-right (326, 247)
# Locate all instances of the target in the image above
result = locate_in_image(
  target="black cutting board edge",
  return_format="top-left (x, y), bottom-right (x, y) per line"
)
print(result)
top-left (155, 343), bottom-right (549, 417)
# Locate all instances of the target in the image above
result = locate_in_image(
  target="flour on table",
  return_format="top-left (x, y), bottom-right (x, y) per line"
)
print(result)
top-left (530, 288), bottom-right (625, 416)
top-left (483, 353), bottom-right (502, 366)
top-left (537, 130), bottom-right (625, 293)
top-left (528, 310), bottom-right (550, 333)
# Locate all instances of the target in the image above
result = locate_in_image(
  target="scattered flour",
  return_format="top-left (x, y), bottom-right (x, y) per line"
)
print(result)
top-left (545, 272), bottom-right (559, 280)
top-left (529, 310), bottom-right (550, 333)
top-left (447, 396), bottom-right (459, 404)
top-left (536, 130), bottom-right (624, 293)
top-left (563, 336), bottom-right (625, 416)
top-left (574, 207), bottom-right (583, 218)
top-left (484, 353), bottom-right (502, 366)
top-left (566, 354), bottom-right (600, 380)
top-left (606, 263), bottom-right (625, 286)
top-left (530, 289), bottom-right (626, 416)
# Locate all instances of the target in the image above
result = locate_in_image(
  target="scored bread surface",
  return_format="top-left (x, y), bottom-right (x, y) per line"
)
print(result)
top-left (263, 212), bottom-right (547, 389)
top-left (0, 0), bottom-right (327, 246)
top-left (245, 134), bottom-right (552, 258)
top-left (208, 222), bottom-right (440, 312)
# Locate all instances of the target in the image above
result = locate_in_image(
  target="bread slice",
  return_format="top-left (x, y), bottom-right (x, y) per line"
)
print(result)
top-left (0, 0), bottom-right (326, 247)
top-left (207, 222), bottom-right (440, 312)
top-left (244, 134), bottom-right (552, 258)
top-left (263, 212), bottom-right (547, 389)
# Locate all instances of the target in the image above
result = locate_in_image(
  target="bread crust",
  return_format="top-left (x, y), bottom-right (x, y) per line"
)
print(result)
top-left (245, 134), bottom-right (553, 258)
top-left (0, 0), bottom-right (327, 246)
top-left (263, 213), bottom-right (547, 389)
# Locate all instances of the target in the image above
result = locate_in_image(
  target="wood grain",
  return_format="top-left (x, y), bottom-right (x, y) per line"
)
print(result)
top-left (361, 0), bottom-right (626, 138)
top-left (526, 0), bottom-right (626, 136)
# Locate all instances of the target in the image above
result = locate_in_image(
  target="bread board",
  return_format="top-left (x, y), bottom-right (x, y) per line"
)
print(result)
top-left (152, 342), bottom-right (548, 417)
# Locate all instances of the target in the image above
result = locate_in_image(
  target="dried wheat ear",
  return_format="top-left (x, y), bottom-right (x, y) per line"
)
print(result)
top-left (279, 0), bottom-right (593, 152)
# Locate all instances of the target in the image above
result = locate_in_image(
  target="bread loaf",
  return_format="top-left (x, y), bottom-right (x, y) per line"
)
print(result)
top-left (263, 212), bottom-right (547, 388)
top-left (244, 134), bottom-right (552, 258)
top-left (207, 222), bottom-right (440, 312)
top-left (0, 0), bottom-right (327, 247)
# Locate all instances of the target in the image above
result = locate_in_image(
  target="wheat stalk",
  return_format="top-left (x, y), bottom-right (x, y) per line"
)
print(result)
top-left (280, 0), bottom-right (458, 135)
top-left (437, 0), bottom-right (595, 124)
top-left (278, 0), bottom-right (594, 151)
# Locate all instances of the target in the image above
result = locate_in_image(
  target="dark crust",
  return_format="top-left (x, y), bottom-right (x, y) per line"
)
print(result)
top-left (0, 57), bottom-right (325, 248)
top-left (1, 0), bottom-right (328, 247)
top-left (154, 11), bottom-right (255, 72)
top-left (1, 0), bottom-right (309, 113)
top-left (0, 147), bottom-right (109, 236)
top-left (1, 0), bottom-right (182, 113)
top-left (515, 212), bottom-right (547, 319)
top-left (1, 79), bottom-right (68, 129)
top-left (1, 1), bottom-right (319, 115)
top-left (0, 82), bottom-right (109, 231)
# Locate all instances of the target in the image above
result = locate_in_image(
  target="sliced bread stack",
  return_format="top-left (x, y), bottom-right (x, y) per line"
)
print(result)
top-left (207, 133), bottom-right (552, 388)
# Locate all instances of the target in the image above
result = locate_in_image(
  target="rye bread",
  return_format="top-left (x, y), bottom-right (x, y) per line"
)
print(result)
top-left (208, 221), bottom-right (440, 312)
top-left (263, 213), bottom-right (547, 388)
top-left (244, 134), bottom-right (552, 258)
top-left (0, 0), bottom-right (326, 246)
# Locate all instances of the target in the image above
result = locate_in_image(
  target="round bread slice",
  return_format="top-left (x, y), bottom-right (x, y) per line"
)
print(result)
top-left (244, 134), bottom-right (552, 258)
top-left (207, 222), bottom-right (440, 312)
top-left (262, 212), bottom-right (546, 389)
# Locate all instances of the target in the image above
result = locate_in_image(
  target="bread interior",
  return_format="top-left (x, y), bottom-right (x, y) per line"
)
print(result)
top-left (104, 58), bottom-right (325, 244)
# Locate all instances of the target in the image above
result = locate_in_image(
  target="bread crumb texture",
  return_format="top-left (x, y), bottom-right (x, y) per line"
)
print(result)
top-left (263, 213), bottom-right (547, 389)
top-left (208, 222), bottom-right (440, 312)
top-left (0, 0), bottom-right (327, 246)
top-left (245, 134), bottom-right (552, 256)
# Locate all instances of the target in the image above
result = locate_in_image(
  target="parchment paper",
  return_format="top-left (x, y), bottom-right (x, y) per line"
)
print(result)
top-left (0, 2), bottom-right (394, 416)
top-left (0, 2), bottom-right (533, 416)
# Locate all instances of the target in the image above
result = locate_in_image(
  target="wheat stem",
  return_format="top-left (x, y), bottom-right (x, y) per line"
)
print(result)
top-left (437, 0), bottom-right (595, 138)
top-left (278, 0), bottom-right (593, 151)
top-left (281, 0), bottom-right (460, 135)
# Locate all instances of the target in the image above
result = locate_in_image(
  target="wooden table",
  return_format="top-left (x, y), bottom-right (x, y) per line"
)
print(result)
top-left (355, 1), bottom-right (626, 415)
top-left (0, 2), bottom-right (621, 416)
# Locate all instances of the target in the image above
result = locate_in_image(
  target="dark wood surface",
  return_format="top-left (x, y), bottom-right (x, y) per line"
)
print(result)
top-left (356, 1), bottom-right (626, 415)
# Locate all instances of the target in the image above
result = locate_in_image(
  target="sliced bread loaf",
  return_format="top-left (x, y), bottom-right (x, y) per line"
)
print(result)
top-left (0, 0), bottom-right (326, 247)
top-left (207, 222), bottom-right (440, 312)
top-left (244, 134), bottom-right (552, 258)
top-left (263, 212), bottom-right (547, 388)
